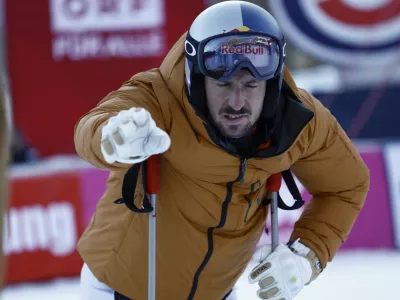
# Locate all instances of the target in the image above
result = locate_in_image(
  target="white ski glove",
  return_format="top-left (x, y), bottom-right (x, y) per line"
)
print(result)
top-left (100, 107), bottom-right (171, 164)
top-left (248, 240), bottom-right (319, 300)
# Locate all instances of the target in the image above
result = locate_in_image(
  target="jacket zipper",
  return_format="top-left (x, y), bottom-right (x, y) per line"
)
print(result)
top-left (187, 157), bottom-right (247, 300)
top-left (243, 196), bottom-right (251, 223)
top-left (241, 158), bottom-right (251, 222)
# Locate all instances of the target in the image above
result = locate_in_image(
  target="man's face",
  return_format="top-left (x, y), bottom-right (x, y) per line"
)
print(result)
top-left (205, 70), bottom-right (266, 138)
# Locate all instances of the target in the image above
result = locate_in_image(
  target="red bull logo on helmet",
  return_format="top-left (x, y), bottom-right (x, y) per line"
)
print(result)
top-left (221, 43), bottom-right (264, 55)
top-left (225, 25), bottom-right (255, 33)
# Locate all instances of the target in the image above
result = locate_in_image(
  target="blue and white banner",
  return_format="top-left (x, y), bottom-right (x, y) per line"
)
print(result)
top-left (269, 0), bottom-right (400, 67)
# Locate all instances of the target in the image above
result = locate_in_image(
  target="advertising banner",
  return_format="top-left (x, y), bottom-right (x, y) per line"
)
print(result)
top-left (5, 170), bottom-right (85, 283)
top-left (269, 0), bottom-right (400, 67)
top-left (341, 146), bottom-right (393, 249)
top-left (5, 0), bottom-right (204, 157)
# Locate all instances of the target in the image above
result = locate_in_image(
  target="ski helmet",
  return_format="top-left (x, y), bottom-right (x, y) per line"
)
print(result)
top-left (185, 1), bottom-right (286, 121)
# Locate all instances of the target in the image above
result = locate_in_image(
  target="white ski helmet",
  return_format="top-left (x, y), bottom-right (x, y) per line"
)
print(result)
top-left (185, 1), bottom-right (286, 121)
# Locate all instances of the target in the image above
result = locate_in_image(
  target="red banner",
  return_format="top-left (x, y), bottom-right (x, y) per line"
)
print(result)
top-left (5, 0), bottom-right (204, 157)
top-left (5, 171), bottom-right (84, 283)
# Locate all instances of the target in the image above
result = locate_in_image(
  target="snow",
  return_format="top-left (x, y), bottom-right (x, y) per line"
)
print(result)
top-left (1, 249), bottom-right (399, 300)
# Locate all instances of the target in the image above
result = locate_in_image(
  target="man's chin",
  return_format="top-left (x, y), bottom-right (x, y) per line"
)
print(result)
top-left (220, 125), bottom-right (251, 139)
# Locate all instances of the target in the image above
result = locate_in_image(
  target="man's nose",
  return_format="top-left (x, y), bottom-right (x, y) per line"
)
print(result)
top-left (228, 87), bottom-right (245, 111)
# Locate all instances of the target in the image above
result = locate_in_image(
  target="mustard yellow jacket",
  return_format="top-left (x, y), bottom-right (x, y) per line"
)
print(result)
top-left (74, 33), bottom-right (370, 300)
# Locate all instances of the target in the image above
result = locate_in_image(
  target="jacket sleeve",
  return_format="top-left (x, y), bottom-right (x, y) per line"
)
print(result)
top-left (74, 73), bottom-right (167, 171)
top-left (289, 90), bottom-right (370, 269)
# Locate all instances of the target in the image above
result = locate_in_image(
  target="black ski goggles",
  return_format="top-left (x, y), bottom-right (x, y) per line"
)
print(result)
top-left (186, 33), bottom-right (284, 81)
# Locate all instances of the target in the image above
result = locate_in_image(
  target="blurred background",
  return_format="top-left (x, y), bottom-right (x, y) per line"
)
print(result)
top-left (0, 0), bottom-right (399, 299)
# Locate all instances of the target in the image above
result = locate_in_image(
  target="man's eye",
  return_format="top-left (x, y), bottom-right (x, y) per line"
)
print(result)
top-left (246, 85), bottom-right (258, 88)
top-left (216, 83), bottom-right (230, 87)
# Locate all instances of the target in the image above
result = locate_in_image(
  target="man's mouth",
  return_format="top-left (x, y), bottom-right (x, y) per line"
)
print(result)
top-left (223, 114), bottom-right (248, 123)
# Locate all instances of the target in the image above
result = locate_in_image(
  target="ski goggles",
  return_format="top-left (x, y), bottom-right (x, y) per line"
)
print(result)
top-left (198, 34), bottom-right (282, 81)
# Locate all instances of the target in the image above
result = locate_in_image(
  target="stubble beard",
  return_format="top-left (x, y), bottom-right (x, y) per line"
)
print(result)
top-left (218, 120), bottom-right (253, 139)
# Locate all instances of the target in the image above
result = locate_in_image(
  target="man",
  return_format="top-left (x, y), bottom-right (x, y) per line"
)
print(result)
top-left (75, 2), bottom-right (370, 300)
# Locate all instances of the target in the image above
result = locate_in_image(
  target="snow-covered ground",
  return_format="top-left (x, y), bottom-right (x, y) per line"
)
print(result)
top-left (2, 249), bottom-right (399, 300)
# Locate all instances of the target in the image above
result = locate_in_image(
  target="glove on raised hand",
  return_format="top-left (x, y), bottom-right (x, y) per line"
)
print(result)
top-left (101, 107), bottom-right (170, 164)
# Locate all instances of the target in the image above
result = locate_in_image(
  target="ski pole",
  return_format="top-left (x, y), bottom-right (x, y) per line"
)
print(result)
top-left (146, 155), bottom-right (159, 300)
top-left (266, 173), bottom-right (282, 251)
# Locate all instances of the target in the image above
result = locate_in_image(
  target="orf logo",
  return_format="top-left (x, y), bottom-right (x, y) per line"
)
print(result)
top-left (269, 0), bottom-right (400, 66)
top-left (50, 0), bottom-right (165, 32)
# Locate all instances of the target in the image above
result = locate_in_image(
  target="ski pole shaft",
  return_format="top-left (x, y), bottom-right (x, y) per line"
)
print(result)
top-left (266, 173), bottom-right (282, 251)
top-left (146, 155), bottom-right (159, 300)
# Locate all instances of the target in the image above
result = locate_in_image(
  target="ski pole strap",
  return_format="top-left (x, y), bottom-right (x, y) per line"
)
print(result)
top-left (277, 169), bottom-right (305, 211)
top-left (114, 160), bottom-right (153, 214)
